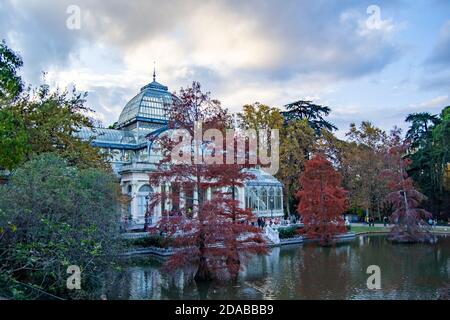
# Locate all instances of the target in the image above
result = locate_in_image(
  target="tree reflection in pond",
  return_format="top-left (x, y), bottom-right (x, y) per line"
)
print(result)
top-left (106, 235), bottom-right (450, 300)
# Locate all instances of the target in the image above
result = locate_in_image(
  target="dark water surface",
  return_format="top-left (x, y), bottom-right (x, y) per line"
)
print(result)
top-left (106, 235), bottom-right (450, 300)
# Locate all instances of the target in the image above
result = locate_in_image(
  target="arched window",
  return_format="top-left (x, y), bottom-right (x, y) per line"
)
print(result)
top-left (275, 187), bottom-right (282, 210)
top-left (260, 188), bottom-right (268, 211)
top-left (139, 185), bottom-right (152, 192)
top-left (138, 185), bottom-right (153, 218)
top-left (268, 187), bottom-right (275, 210)
top-left (251, 188), bottom-right (258, 211)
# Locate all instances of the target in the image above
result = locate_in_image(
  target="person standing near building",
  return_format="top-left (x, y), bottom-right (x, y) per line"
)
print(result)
top-left (383, 215), bottom-right (388, 227)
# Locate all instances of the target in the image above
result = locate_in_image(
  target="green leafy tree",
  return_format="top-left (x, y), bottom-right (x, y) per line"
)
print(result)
top-left (0, 108), bottom-right (29, 170)
top-left (0, 42), bottom-right (107, 171)
top-left (0, 41), bottom-right (28, 172)
top-left (431, 107), bottom-right (450, 217)
top-left (0, 153), bottom-right (123, 299)
top-left (12, 84), bottom-right (108, 170)
top-left (0, 40), bottom-right (23, 103)
top-left (344, 122), bottom-right (390, 220)
top-left (237, 102), bottom-right (284, 137)
top-left (407, 106), bottom-right (450, 219)
top-left (237, 103), bottom-right (318, 216)
top-left (277, 119), bottom-right (316, 216)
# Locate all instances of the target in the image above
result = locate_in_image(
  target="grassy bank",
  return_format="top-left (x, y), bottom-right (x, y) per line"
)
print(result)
top-left (350, 225), bottom-right (391, 234)
top-left (350, 225), bottom-right (450, 234)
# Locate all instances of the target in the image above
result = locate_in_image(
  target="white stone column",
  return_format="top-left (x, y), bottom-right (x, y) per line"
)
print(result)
top-left (130, 182), bottom-right (140, 224)
top-left (207, 187), bottom-right (211, 201)
top-left (193, 186), bottom-right (198, 207)
top-left (155, 184), bottom-right (162, 223)
top-left (164, 182), bottom-right (171, 213)
top-left (180, 188), bottom-right (186, 210)
top-left (280, 187), bottom-right (284, 213)
top-left (192, 185), bottom-right (199, 218)
top-left (239, 186), bottom-right (245, 209)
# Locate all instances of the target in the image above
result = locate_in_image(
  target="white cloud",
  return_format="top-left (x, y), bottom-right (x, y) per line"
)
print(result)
top-left (411, 95), bottom-right (449, 109)
top-left (2, 0), bottom-right (447, 135)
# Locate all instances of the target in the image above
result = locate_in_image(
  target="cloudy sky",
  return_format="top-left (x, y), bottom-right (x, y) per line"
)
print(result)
top-left (1, 0), bottom-right (449, 137)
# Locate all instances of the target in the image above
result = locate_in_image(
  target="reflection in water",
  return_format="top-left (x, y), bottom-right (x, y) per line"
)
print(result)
top-left (107, 235), bottom-right (450, 300)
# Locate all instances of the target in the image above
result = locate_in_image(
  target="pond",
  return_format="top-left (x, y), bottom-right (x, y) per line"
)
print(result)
top-left (105, 235), bottom-right (450, 300)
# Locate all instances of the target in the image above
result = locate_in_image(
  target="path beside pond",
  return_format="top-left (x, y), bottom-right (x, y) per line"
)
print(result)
top-left (350, 223), bottom-right (450, 235)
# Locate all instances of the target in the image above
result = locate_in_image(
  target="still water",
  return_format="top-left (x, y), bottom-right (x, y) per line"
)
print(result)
top-left (106, 235), bottom-right (450, 300)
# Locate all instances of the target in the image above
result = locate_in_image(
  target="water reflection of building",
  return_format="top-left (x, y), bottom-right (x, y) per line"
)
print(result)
top-left (241, 247), bottom-right (281, 280)
top-left (77, 74), bottom-right (283, 228)
top-left (107, 236), bottom-right (450, 299)
top-left (128, 267), bottom-right (162, 299)
top-left (120, 265), bottom-right (196, 299)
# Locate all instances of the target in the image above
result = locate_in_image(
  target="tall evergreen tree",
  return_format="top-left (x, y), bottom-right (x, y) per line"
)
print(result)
top-left (405, 112), bottom-right (440, 149)
top-left (282, 100), bottom-right (337, 134)
top-left (406, 106), bottom-right (450, 219)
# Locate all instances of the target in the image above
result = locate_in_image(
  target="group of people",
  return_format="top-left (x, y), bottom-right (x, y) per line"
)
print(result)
top-left (257, 217), bottom-right (266, 228)
top-left (428, 218), bottom-right (438, 228)
top-left (256, 217), bottom-right (280, 228)
top-left (363, 215), bottom-right (392, 227)
top-left (365, 216), bottom-right (440, 228)
top-left (365, 215), bottom-right (376, 227)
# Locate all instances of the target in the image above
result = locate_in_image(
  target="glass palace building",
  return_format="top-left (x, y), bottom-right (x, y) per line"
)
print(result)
top-left (77, 75), bottom-right (284, 228)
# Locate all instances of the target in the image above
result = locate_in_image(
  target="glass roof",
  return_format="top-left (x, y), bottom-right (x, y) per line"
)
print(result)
top-left (117, 79), bottom-right (175, 128)
top-left (75, 127), bottom-right (136, 145)
top-left (244, 167), bottom-right (283, 187)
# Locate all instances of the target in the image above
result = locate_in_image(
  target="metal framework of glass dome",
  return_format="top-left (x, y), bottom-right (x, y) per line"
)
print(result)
top-left (116, 73), bottom-right (175, 129)
top-left (76, 127), bottom-right (138, 149)
top-left (74, 73), bottom-right (175, 174)
top-left (76, 71), bottom-right (175, 149)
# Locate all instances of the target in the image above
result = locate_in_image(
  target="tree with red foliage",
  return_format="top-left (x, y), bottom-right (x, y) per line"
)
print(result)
top-left (147, 82), bottom-right (267, 281)
top-left (385, 129), bottom-right (433, 243)
top-left (296, 154), bottom-right (348, 245)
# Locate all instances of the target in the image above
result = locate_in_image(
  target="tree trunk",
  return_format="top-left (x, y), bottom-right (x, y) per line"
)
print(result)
top-left (195, 254), bottom-right (212, 282)
top-left (194, 172), bottom-right (211, 282)
top-left (227, 182), bottom-right (241, 281)
top-left (377, 202), bottom-right (381, 221)
top-left (284, 186), bottom-right (291, 216)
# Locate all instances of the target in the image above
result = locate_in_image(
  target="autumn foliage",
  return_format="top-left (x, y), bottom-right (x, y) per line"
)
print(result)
top-left (147, 82), bottom-right (267, 281)
top-left (296, 155), bottom-right (348, 245)
top-left (385, 132), bottom-right (433, 243)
